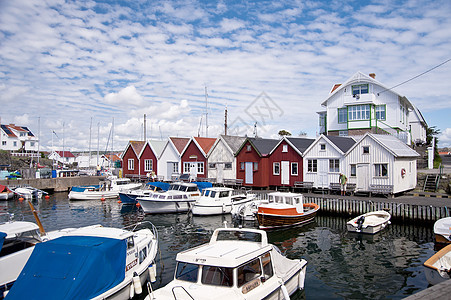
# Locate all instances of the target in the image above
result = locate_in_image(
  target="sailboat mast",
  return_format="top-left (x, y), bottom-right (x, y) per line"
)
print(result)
top-left (205, 86), bottom-right (208, 137)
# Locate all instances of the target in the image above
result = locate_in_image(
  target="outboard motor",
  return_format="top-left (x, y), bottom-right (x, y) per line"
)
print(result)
top-left (356, 216), bottom-right (365, 232)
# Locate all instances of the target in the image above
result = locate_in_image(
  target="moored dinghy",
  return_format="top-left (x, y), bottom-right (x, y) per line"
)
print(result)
top-left (146, 224), bottom-right (307, 300)
top-left (433, 217), bottom-right (451, 245)
top-left (424, 244), bottom-right (451, 285)
top-left (346, 210), bottom-right (391, 234)
top-left (256, 192), bottom-right (319, 230)
top-left (6, 221), bottom-right (159, 300)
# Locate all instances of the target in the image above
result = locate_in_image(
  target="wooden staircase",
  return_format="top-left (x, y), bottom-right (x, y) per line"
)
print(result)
top-left (423, 174), bottom-right (440, 192)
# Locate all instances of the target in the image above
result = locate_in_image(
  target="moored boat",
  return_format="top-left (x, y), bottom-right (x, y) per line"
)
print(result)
top-left (11, 186), bottom-right (46, 200)
top-left (68, 176), bottom-right (141, 200)
top-left (0, 185), bottom-right (14, 201)
top-left (423, 244), bottom-right (451, 285)
top-left (433, 217), bottom-right (451, 244)
top-left (119, 182), bottom-right (170, 205)
top-left (137, 182), bottom-right (211, 214)
top-left (231, 199), bottom-right (269, 221)
top-left (346, 210), bottom-right (391, 234)
top-left (191, 187), bottom-right (256, 216)
top-left (256, 192), bottom-right (319, 230)
top-left (6, 221), bottom-right (159, 300)
top-left (146, 225), bottom-right (307, 300)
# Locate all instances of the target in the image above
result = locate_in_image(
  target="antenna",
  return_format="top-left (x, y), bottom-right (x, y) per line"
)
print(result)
top-left (224, 105), bottom-right (228, 136)
top-left (198, 115), bottom-right (203, 137)
top-left (205, 86), bottom-right (208, 137)
top-left (143, 114), bottom-right (147, 141)
top-left (253, 122), bottom-right (258, 138)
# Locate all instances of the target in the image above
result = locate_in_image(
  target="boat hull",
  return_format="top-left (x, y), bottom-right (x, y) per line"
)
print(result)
top-left (346, 211), bottom-right (391, 235)
top-left (192, 196), bottom-right (255, 216)
top-left (424, 244), bottom-right (451, 286)
top-left (257, 203), bottom-right (319, 229)
top-left (68, 191), bottom-right (118, 200)
top-left (118, 192), bottom-right (138, 204)
top-left (434, 217), bottom-right (451, 244)
top-left (137, 199), bottom-right (195, 214)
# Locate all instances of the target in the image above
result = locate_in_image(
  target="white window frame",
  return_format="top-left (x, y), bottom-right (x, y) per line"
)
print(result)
top-left (197, 162), bottom-right (204, 174)
top-left (308, 159), bottom-right (317, 173)
top-left (273, 162), bottom-right (280, 175)
top-left (128, 159), bottom-right (134, 170)
top-left (144, 159), bottom-right (153, 172)
top-left (374, 163), bottom-right (388, 177)
top-left (282, 145), bottom-right (288, 152)
top-left (183, 162), bottom-right (190, 173)
top-left (329, 159), bottom-right (339, 172)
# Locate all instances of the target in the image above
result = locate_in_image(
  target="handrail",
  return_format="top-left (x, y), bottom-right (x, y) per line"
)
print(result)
top-left (172, 286), bottom-right (195, 300)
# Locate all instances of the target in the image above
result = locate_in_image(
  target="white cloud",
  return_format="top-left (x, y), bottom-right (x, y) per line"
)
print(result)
top-left (104, 86), bottom-right (144, 106)
top-left (439, 128), bottom-right (451, 148)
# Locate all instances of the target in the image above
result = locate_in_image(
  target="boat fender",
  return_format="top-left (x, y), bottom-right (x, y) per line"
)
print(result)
top-left (129, 282), bottom-right (135, 299)
top-left (149, 264), bottom-right (157, 283)
top-left (298, 269), bottom-right (305, 290)
top-left (133, 272), bottom-right (142, 294)
top-left (280, 283), bottom-right (290, 300)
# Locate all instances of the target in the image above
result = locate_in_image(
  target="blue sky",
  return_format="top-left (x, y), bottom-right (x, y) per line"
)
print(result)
top-left (1, 0), bottom-right (450, 151)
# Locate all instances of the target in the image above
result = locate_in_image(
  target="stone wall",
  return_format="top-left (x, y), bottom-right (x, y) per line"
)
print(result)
top-left (416, 172), bottom-right (451, 194)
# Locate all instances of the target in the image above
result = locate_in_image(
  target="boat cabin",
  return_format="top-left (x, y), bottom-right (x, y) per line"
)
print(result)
top-left (0, 221), bottom-right (42, 257)
top-left (201, 187), bottom-right (233, 200)
top-left (173, 228), bottom-right (275, 293)
top-left (267, 192), bottom-right (304, 213)
top-left (169, 182), bottom-right (200, 193)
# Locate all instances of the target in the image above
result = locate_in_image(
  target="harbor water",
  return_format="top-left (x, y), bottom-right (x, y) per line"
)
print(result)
top-left (1, 192), bottom-right (436, 299)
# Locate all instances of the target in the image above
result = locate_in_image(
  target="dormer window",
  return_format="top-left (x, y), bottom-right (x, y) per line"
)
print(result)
top-left (352, 84), bottom-right (369, 96)
top-left (282, 145), bottom-right (288, 152)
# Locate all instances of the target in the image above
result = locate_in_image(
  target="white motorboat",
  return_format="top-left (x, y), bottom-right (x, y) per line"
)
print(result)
top-left (119, 182), bottom-right (170, 205)
top-left (424, 244), bottom-right (451, 285)
top-left (346, 210), bottom-right (391, 234)
top-left (433, 217), bottom-right (451, 244)
top-left (191, 187), bottom-right (256, 216)
top-left (6, 221), bottom-right (159, 300)
top-left (11, 186), bottom-right (46, 200)
top-left (0, 185), bottom-right (14, 201)
top-left (147, 225), bottom-right (307, 300)
top-left (0, 217), bottom-right (47, 298)
top-left (136, 182), bottom-right (204, 214)
top-left (231, 199), bottom-right (269, 221)
top-left (68, 177), bottom-right (141, 200)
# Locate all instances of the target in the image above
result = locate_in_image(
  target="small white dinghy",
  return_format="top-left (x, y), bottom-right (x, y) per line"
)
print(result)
top-left (146, 224), bottom-right (307, 300)
top-left (346, 210), bottom-right (391, 234)
top-left (231, 199), bottom-right (269, 221)
top-left (433, 217), bottom-right (451, 244)
top-left (424, 244), bottom-right (451, 285)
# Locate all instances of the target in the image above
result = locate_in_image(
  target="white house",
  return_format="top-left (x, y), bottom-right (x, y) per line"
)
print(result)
top-left (158, 137), bottom-right (190, 181)
top-left (207, 135), bottom-right (246, 183)
top-left (345, 133), bottom-right (420, 194)
top-left (409, 104), bottom-right (428, 145)
top-left (303, 135), bottom-right (356, 189)
top-left (0, 123), bottom-right (39, 152)
top-left (318, 72), bottom-right (427, 145)
top-left (48, 150), bottom-right (76, 165)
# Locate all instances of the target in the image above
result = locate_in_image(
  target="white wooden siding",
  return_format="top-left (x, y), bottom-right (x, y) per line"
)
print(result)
top-left (207, 139), bottom-right (236, 182)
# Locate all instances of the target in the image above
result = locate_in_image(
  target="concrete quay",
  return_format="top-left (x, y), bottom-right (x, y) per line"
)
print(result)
top-left (0, 176), bottom-right (105, 192)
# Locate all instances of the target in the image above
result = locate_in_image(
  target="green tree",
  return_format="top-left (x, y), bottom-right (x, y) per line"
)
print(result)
top-left (426, 125), bottom-right (440, 145)
top-left (278, 130), bottom-right (292, 137)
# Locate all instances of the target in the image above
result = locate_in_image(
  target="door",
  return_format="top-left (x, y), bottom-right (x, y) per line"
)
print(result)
top-left (167, 162), bottom-right (176, 180)
top-left (245, 162), bottom-right (253, 184)
top-left (356, 164), bottom-right (370, 191)
top-left (281, 161), bottom-right (290, 185)
top-left (318, 159), bottom-right (328, 188)
top-left (217, 163), bottom-right (224, 184)
top-left (189, 163), bottom-right (197, 181)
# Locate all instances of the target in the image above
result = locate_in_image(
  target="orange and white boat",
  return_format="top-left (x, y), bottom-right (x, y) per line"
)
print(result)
top-left (256, 192), bottom-right (320, 230)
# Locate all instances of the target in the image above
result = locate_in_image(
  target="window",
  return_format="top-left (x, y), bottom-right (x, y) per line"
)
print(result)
top-left (139, 247), bottom-right (147, 264)
top-left (273, 162), bottom-right (280, 175)
top-left (350, 164), bottom-right (356, 176)
top-left (172, 163), bottom-right (179, 173)
top-left (375, 105), bottom-right (386, 121)
top-left (338, 108), bottom-right (347, 123)
top-left (320, 144), bottom-right (326, 151)
top-left (375, 164), bottom-right (388, 177)
top-left (246, 145), bottom-right (252, 151)
top-left (238, 258), bottom-right (262, 287)
top-left (201, 266), bottom-right (233, 287)
top-left (197, 162), bottom-right (204, 174)
top-left (261, 253), bottom-right (274, 280)
top-left (209, 163), bottom-right (216, 169)
top-left (31, 142), bottom-right (35, 147)
top-left (13, 141), bottom-right (17, 147)
top-left (128, 159), bottom-right (134, 170)
top-left (291, 162), bottom-right (298, 176)
top-left (339, 130), bottom-right (348, 136)
top-left (1, 141), bottom-right (5, 146)
top-left (240, 162), bottom-right (245, 170)
top-left (308, 159), bottom-right (317, 172)
top-left (224, 163), bottom-right (232, 170)
top-left (253, 162), bottom-right (258, 171)
top-left (144, 159), bottom-right (153, 172)
top-left (183, 162), bottom-right (190, 173)
top-left (282, 145), bottom-right (288, 152)
top-left (363, 146), bottom-right (370, 154)
top-left (348, 105), bottom-right (370, 121)
top-left (329, 159), bottom-right (339, 172)
top-left (352, 84), bottom-right (369, 96)
top-left (176, 262), bottom-right (199, 282)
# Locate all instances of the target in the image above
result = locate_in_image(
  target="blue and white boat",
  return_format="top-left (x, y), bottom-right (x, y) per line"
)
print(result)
top-left (119, 182), bottom-right (170, 205)
top-left (6, 222), bottom-right (159, 300)
top-left (69, 177), bottom-right (142, 200)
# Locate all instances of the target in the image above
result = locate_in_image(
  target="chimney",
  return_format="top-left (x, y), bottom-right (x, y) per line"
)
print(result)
top-left (369, 73), bottom-right (376, 79)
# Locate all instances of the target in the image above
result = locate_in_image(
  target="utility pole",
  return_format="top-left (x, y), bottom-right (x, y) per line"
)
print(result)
top-left (144, 114), bottom-right (147, 141)
top-left (224, 105), bottom-right (228, 136)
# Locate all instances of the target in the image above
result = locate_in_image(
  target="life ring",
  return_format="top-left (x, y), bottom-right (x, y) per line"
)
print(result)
top-left (401, 168), bottom-right (406, 178)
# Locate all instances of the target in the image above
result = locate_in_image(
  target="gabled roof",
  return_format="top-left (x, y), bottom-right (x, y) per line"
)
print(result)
top-left (237, 137), bottom-right (279, 157)
top-left (286, 137), bottom-right (316, 154)
top-left (169, 137), bottom-right (190, 155)
top-left (148, 140), bottom-right (167, 158)
top-left (193, 137), bottom-right (216, 155)
top-left (326, 136), bottom-right (356, 153)
top-left (1, 125), bottom-right (16, 137)
top-left (54, 151), bottom-right (75, 158)
top-left (120, 140), bottom-right (145, 159)
top-left (348, 133), bottom-right (420, 157)
top-left (321, 71), bottom-right (413, 110)
top-left (104, 154), bottom-right (121, 162)
top-left (410, 104), bottom-right (427, 126)
top-left (210, 135), bottom-right (247, 157)
top-left (1, 124), bottom-right (35, 138)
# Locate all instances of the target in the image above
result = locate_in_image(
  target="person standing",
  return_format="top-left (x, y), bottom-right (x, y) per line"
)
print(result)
top-left (339, 173), bottom-right (347, 196)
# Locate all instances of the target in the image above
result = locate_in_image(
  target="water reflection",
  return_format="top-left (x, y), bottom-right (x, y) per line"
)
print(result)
top-left (1, 194), bottom-right (438, 299)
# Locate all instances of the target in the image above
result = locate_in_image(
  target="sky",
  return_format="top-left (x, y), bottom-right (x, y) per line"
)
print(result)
top-left (1, 0), bottom-right (450, 153)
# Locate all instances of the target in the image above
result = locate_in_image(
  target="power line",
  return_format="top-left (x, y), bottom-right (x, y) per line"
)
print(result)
top-left (378, 58), bottom-right (451, 95)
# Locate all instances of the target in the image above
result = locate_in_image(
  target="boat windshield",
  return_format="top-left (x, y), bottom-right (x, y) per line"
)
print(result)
top-left (187, 186), bottom-right (197, 192)
top-left (175, 262), bottom-right (199, 282)
top-left (209, 191), bottom-right (216, 198)
top-left (269, 195), bottom-right (284, 204)
top-left (219, 191), bottom-right (230, 198)
top-left (216, 231), bottom-right (262, 243)
top-left (201, 265), bottom-right (233, 287)
top-left (203, 190), bottom-right (210, 197)
top-left (115, 180), bottom-right (129, 185)
top-left (169, 184), bottom-right (182, 191)
top-left (0, 229), bottom-right (42, 257)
